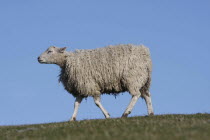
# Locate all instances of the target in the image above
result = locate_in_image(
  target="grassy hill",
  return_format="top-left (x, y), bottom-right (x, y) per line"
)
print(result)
top-left (0, 114), bottom-right (210, 140)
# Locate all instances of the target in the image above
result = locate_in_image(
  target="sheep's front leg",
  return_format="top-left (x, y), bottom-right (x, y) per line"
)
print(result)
top-left (93, 95), bottom-right (110, 119)
top-left (70, 96), bottom-right (83, 121)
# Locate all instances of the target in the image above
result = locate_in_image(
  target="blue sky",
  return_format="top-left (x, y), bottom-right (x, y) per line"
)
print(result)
top-left (0, 0), bottom-right (210, 125)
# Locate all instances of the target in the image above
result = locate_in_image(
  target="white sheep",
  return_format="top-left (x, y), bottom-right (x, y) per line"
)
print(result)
top-left (38, 44), bottom-right (154, 121)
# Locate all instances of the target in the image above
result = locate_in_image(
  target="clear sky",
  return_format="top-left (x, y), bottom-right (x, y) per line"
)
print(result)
top-left (0, 0), bottom-right (210, 125)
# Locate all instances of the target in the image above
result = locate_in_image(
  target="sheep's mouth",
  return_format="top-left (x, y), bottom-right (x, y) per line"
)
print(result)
top-left (38, 59), bottom-right (45, 63)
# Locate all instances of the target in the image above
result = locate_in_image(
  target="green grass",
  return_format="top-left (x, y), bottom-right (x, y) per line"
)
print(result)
top-left (0, 114), bottom-right (210, 140)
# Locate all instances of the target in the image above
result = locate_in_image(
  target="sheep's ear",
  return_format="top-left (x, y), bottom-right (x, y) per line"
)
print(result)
top-left (59, 47), bottom-right (67, 53)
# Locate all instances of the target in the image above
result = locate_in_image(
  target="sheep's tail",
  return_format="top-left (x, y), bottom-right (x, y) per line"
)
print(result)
top-left (140, 67), bottom-right (152, 96)
top-left (140, 45), bottom-right (152, 96)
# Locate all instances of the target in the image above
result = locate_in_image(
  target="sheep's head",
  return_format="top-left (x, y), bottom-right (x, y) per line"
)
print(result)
top-left (38, 46), bottom-right (67, 67)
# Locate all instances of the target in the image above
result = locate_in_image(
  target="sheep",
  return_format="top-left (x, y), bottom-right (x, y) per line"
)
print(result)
top-left (38, 44), bottom-right (154, 121)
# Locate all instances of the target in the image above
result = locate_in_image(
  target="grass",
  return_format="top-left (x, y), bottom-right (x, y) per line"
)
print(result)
top-left (0, 114), bottom-right (210, 140)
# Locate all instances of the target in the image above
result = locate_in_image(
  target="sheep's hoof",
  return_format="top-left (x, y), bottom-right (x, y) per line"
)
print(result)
top-left (121, 114), bottom-right (128, 118)
top-left (105, 113), bottom-right (111, 119)
top-left (149, 112), bottom-right (154, 116)
top-left (69, 117), bottom-right (76, 122)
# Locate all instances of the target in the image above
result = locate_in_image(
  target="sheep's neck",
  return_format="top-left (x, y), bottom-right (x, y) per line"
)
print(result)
top-left (55, 55), bottom-right (67, 68)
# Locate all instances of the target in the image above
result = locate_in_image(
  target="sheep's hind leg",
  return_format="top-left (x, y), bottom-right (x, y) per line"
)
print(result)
top-left (122, 93), bottom-right (141, 118)
top-left (70, 96), bottom-right (83, 121)
top-left (93, 95), bottom-right (110, 119)
top-left (142, 91), bottom-right (154, 116)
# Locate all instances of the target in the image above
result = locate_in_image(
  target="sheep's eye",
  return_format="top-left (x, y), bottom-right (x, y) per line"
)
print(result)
top-left (47, 51), bottom-right (53, 54)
